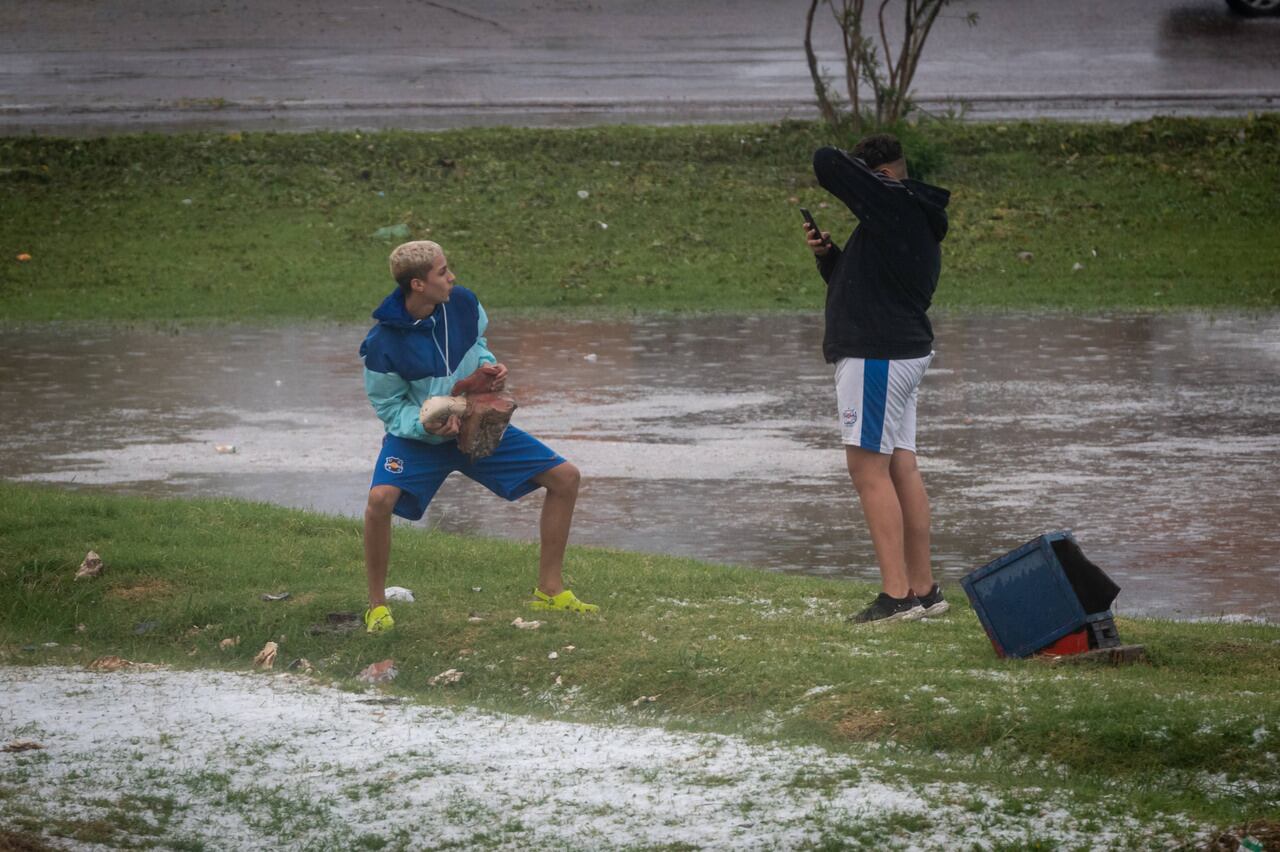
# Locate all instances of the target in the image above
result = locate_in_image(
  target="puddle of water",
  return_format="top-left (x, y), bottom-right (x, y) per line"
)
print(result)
top-left (2, 313), bottom-right (1278, 619)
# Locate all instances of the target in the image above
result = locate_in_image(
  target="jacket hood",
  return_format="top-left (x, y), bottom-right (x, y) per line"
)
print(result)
top-left (371, 289), bottom-right (437, 330)
top-left (903, 179), bottom-right (951, 242)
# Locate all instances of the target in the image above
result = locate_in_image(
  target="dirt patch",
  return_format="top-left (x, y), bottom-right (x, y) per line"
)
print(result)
top-left (106, 579), bottom-right (176, 602)
top-left (0, 829), bottom-right (59, 852)
top-left (834, 708), bottom-right (894, 742)
top-left (1205, 819), bottom-right (1280, 851)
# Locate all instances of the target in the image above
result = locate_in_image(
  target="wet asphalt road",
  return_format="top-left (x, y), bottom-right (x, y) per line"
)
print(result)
top-left (2, 0), bottom-right (1278, 134)
top-left (3, 313), bottom-right (1278, 620)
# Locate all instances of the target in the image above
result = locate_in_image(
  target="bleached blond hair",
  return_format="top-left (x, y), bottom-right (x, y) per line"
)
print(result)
top-left (389, 240), bottom-right (444, 292)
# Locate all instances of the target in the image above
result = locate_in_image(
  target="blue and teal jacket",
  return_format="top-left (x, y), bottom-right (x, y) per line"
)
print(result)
top-left (359, 287), bottom-right (496, 444)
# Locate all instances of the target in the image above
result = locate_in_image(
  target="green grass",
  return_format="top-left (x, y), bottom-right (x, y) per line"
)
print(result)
top-left (1, 115), bottom-right (1278, 322)
top-left (2, 480), bottom-right (1277, 841)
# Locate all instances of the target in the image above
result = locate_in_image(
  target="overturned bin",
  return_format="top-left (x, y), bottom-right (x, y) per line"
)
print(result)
top-left (961, 530), bottom-right (1122, 659)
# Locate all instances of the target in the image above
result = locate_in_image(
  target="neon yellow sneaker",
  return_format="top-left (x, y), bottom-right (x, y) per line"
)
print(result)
top-left (364, 605), bottom-right (394, 634)
top-left (528, 589), bottom-right (599, 614)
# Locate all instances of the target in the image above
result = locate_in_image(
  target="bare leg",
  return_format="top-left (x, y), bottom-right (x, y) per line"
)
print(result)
top-left (890, 449), bottom-right (934, 595)
top-left (530, 461), bottom-right (581, 596)
top-left (846, 446), bottom-right (910, 598)
top-left (364, 485), bottom-right (401, 608)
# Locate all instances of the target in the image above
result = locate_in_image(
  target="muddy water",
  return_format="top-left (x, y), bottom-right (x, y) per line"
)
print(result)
top-left (2, 313), bottom-right (1277, 619)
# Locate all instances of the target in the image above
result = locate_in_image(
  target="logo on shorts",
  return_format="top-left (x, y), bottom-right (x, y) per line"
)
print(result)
top-left (384, 457), bottom-right (404, 474)
top-left (842, 408), bottom-right (858, 426)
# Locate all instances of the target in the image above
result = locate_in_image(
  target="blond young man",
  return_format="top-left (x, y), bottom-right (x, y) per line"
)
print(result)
top-left (359, 240), bottom-right (596, 633)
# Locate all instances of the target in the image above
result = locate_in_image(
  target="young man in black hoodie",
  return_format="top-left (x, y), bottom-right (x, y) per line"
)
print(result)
top-left (806, 133), bottom-right (952, 624)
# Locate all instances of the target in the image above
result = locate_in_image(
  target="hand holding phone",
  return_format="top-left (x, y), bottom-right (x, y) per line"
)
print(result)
top-left (800, 207), bottom-right (832, 248)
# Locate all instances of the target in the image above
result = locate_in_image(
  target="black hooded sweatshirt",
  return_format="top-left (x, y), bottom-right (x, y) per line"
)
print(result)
top-left (812, 146), bottom-right (951, 362)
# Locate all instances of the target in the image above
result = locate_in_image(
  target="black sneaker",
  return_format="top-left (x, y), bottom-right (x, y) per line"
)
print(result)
top-left (848, 592), bottom-right (925, 625)
top-left (917, 583), bottom-right (950, 617)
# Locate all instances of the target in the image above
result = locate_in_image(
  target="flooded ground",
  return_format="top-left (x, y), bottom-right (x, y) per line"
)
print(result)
top-left (2, 312), bottom-right (1277, 619)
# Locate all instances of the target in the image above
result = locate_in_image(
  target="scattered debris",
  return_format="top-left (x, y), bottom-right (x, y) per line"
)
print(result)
top-left (547, 651), bottom-right (559, 660)
top-left (357, 659), bottom-right (398, 684)
top-left (287, 658), bottom-right (314, 673)
top-left (86, 656), bottom-right (130, 671)
top-left (2, 740), bottom-right (43, 753)
top-left (219, 636), bottom-right (240, 650)
top-left (214, 444), bottom-right (237, 454)
top-left (75, 550), bottom-right (104, 580)
top-left (132, 621), bottom-right (158, 636)
top-left (253, 641), bottom-right (278, 669)
top-left (511, 617), bottom-right (543, 630)
top-left (384, 586), bottom-right (415, 603)
top-left (428, 668), bottom-right (464, 686)
top-left (85, 656), bottom-right (163, 672)
top-left (630, 694), bottom-right (661, 707)
top-left (260, 592), bottom-right (291, 602)
top-left (308, 612), bottom-right (362, 636)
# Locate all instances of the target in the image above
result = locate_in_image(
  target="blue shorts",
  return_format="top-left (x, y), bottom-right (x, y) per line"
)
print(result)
top-left (370, 426), bottom-right (567, 521)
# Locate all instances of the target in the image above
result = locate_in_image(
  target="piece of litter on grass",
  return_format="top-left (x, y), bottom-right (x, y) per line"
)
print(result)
top-left (132, 621), bottom-right (158, 636)
top-left (214, 444), bottom-right (237, 454)
top-left (219, 636), bottom-right (240, 650)
top-left (1072, 262), bottom-right (1085, 271)
top-left (357, 659), bottom-right (397, 684)
top-left (75, 550), bottom-right (104, 580)
top-left (596, 221), bottom-right (608, 230)
top-left (384, 586), bottom-right (415, 602)
top-left (1016, 251), bottom-right (1034, 262)
top-left (260, 592), bottom-right (291, 602)
top-left (548, 651), bottom-right (559, 660)
top-left (16, 253), bottom-right (32, 262)
top-left (471, 586), bottom-right (482, 593)
top-left (2, 740), bottom-right (43, 753)
top-left (511, 617), bottom-right (543, 630)
top-left (41, 642), bottom-right (59, 649)
top-left (75, 623), bottom-right (86, 633)
top-left (287, 658), bottom-right (314, 673)
top-left (86, 656), bottom-right (130, 671)
top-left (428, 668), bottom-right (464, 686)
top-left (576, 189), bottom-right (590, 199)
top-left (371, 223), bottom-right (411, 241)
top-left (562, 645), bottom-right (576, 653)
top-left (630, 694), bottom-right (661, 707)
top-left (467, 611), bottom-right (485, 623)
top-left (253, 641), bottom-right (278, 669)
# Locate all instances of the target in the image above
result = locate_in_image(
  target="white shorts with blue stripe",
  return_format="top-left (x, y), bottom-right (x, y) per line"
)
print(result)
top-left (834, 352), bottom-right (934, 454)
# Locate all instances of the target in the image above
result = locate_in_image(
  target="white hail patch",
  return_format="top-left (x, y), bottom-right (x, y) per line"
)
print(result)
top-left (0, 666), bottom-right (1193, 850)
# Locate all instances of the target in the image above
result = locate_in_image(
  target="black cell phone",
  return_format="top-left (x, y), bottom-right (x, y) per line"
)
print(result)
top-left (800, 207), bottom-right (830, 245)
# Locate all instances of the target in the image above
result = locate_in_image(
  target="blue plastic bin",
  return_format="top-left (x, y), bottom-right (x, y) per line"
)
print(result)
top-left (960, 531), bottom-right (1120, 659)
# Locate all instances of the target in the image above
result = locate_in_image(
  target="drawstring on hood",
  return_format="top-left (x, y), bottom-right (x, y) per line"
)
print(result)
top-left (361, 288), bottom-right (482, 381)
